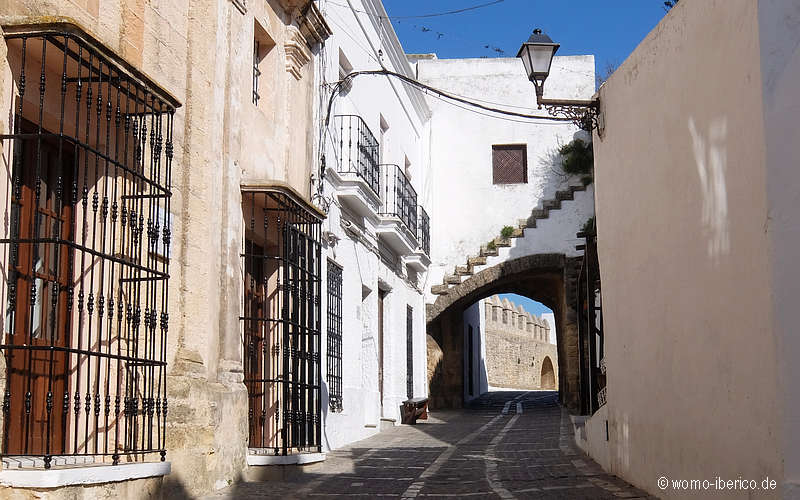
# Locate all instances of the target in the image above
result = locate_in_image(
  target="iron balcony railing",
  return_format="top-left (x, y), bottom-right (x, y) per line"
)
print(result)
top-left (332, 115), bottom-right (380, 196)
top-left (418, 207), bottom-right (430, 256)
top-left (379, 164), bottom-right (418, 236)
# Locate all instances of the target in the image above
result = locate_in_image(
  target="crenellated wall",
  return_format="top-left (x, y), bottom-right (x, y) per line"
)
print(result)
top-left (482, 295), bottom-right (557, 390)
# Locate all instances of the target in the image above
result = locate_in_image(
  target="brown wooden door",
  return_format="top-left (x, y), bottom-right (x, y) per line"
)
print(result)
top-left (5, 122), bottom-right (74, 455)
top-left (378, 290), bottom-right (386, 413)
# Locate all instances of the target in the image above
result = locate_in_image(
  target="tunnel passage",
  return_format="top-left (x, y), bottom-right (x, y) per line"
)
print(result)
top-left (426, 253), bottom-right (584, 413)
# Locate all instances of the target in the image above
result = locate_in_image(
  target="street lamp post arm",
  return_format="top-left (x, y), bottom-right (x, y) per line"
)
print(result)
top-left (538, 97), bottom-right (600, 132)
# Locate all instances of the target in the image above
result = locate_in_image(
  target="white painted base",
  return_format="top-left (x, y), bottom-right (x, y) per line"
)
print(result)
top-left (0, 461), bottom-right (170, 488)
top-left (246, 452), bottom-right (326, 466)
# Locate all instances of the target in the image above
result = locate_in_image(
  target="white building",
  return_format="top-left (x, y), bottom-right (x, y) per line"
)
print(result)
top-left (412, 55), bottom-right (595, 299)
top-left (314, 0), bottom-right (432, 451)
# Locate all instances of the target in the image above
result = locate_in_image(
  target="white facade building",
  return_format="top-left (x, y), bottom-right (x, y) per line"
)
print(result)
top-left (412, 55), bottom-right (596, 299)
top-left (314, 0), bottom-right (432, 451)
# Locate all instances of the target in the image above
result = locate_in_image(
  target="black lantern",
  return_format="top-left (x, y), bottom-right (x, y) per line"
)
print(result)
top-left (517, 29), bottom-right (560, 100)
top-left (517, 28), bottom-right (600, 132)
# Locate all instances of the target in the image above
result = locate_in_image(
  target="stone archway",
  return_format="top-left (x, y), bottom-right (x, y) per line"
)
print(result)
top-left (426, 253), bottom-right (584, 412)
top-left (540, 356), bottom-right (556, 390)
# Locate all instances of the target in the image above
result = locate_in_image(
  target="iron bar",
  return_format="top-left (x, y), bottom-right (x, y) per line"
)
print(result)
top-left (0, 28), bottom-right (176, 467)
top-left (331, 115), bottom-right (380, 196)
top-left (241, 191), bottom-right (322, 456)
top-left (379, 164), bottom-right (418, 236)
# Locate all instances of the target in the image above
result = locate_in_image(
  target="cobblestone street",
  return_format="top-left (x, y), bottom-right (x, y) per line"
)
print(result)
top-left (208, 391), bottom-right (653, 499)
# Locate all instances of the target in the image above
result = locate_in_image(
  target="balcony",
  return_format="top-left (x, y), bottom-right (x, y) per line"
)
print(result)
top-left (327, 115), bottom-right (382, 217)
top-left (376, 164), bottom-right (419, 256)
top-left (405, 206), bottom-right (431, 272)
top-left (418, 207), bottom-right (430, 256)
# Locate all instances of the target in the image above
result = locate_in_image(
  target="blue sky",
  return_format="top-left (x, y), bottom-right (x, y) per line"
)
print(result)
top-left (498, 293), bottom-right (551, 317)
top-left (382, 0), bottom-right (669, 76)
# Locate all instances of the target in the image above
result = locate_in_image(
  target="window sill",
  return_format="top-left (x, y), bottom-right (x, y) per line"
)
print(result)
top-left (246, 451), bottom-right (325, 466)
top-left (0, 461), bottom-right (170, 488)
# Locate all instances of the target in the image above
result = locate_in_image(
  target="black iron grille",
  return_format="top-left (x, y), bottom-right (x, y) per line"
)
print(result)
top-left (0, 25), bottom-right (179, 468)
top-left (332, 115), bottom-right (380, 196)
top-left (253, 40), bottom-right (261, 106)
top-left (379, 164), bottom-right (418, 236)
top-left (418, 207), bottom-right (430, 256)
top-left (326, 260), bottom-right (343, 413)
top-left (241, 190), bottom-right (322, 455)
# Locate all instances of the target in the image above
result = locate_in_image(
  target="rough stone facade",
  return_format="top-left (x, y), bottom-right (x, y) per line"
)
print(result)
top-left (483, 295), bottom-right (558, 390)
top-left (0, 0), bottom-right (330, 497)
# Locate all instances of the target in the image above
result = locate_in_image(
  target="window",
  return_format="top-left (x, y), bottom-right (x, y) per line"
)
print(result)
top-left (0, 26), bottom-right (178, 466)
top-left (379, 115), bottom-right (389, 163)
top-left (492, 144), bottom-right (528, 184)
top-left (253, 21), bottom-right (275, 106)
top-left (338, 49), bottom-right (353, 95)
top-left (241, 190), bottom-right (322, 453)
top-left (327, 261), bottom-right (343, 412)
top-left (406, 306), bottom-right (413, 399)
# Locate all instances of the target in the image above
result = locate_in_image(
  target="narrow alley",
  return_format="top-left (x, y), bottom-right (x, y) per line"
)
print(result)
top-left (208, 392), bottom-right (652, 499)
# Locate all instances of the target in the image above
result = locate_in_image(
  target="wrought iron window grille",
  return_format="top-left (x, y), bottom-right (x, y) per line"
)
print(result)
top-left (326, 260), bottom-right (343, 413)
top-left (417, 207), bottom-right (430, 256)
top-left (253, 40), bottom-right (261, 106)
top-left (0, 23), bottom-right (180, 469)
top-left (331, 115), bottom-right (380, 196)
top-left (241, 190), bottom-right (322, 455)
top-left (379, 164), bottom-right (418, 236)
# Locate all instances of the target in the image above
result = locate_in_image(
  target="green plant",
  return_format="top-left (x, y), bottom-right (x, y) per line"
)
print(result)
top-left (559, 138), bottom-right (594, 178)
top-left (581, 216), bottom-right (596, 236)
top-left (486, 240), bottom-right (496, 250)
top-left (500, 226), bottom-right (514, 239)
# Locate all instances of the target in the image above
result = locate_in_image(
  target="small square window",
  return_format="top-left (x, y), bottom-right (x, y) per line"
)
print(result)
top-left (492, 144), bottom-right (527, 184)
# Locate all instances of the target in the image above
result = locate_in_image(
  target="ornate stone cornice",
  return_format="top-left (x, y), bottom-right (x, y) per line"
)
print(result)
top-left (284, 26), bottom-right (311, 80)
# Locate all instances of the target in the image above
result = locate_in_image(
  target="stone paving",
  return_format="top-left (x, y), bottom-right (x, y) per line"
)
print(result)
top-left (206, 391), bottom-right (655, 499)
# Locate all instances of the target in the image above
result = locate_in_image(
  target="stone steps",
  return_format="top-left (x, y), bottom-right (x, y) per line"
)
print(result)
top-left (428, 184), bottom-right (590, 300)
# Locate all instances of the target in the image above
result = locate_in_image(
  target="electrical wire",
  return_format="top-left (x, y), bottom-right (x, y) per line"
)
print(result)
top-left (325, 0), bottom-right (506, 19)
top-left (324, 69), bottom-right (573, 127)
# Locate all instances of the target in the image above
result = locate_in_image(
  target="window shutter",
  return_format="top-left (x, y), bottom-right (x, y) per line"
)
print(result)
top-left (492, 145), bottom-right (528, 184)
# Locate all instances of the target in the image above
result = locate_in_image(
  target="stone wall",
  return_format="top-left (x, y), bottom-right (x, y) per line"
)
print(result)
top-left (0, 0), bottom-right (329, 497)
top-left (483, 295), bottom-right (557, 390)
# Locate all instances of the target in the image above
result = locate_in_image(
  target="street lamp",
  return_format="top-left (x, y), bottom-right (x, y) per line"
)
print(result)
top-left (517, 29), bottom-right (600, 132)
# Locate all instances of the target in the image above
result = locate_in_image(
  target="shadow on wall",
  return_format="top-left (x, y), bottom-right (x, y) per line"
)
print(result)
top-left (535, 130), bottom-right (593, 199)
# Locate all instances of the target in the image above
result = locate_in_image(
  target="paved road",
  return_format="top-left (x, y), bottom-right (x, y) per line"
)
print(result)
top-left (208, 391), bottom-right (654, 499)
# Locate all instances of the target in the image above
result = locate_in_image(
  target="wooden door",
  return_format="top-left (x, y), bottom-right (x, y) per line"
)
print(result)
top-left (5, 122), bottom-right (74, 455)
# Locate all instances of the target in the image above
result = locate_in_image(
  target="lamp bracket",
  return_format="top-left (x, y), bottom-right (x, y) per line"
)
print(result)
top-left (539, 98), bottom-right (600, 132)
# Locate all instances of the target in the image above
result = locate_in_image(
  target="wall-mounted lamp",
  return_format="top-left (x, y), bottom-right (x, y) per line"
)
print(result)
top-left (517, 29), bottom-right (601, 132)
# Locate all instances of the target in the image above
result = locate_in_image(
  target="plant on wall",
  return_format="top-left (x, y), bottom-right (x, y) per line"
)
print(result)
top-left (500, 226), bottom-right (514, 239)
top-left (581, 216), bottom-right (596, 236)
top-left (559, 138), bottom-right (594, 186)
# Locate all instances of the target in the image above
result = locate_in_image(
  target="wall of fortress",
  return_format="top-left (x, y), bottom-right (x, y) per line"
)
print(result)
top-left (483, 296), bottom-right (558, 390)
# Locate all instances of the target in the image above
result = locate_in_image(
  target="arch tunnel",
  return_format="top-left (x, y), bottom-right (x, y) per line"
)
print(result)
top-left (426, 253), bottom-right (588, 413)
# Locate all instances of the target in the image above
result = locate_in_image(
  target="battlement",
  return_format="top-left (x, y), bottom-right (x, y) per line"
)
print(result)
top-left (484, 295), bottom-right (551, 343)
